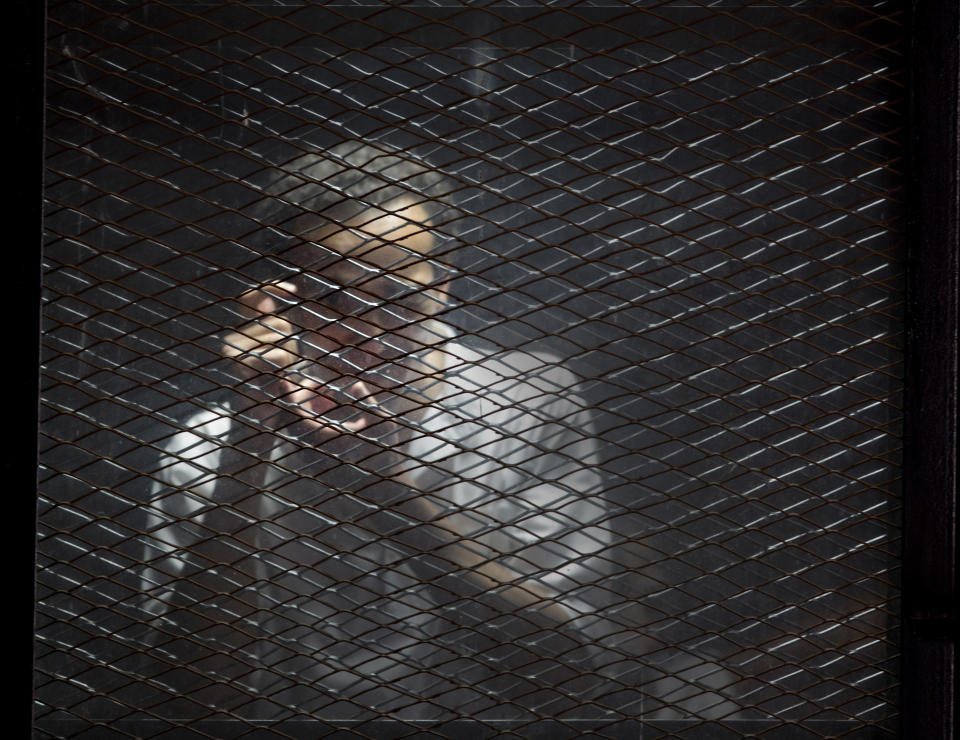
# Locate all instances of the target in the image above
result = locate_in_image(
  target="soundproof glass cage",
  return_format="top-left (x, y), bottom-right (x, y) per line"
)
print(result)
top-left (37, 1), bottom-right (904, 738)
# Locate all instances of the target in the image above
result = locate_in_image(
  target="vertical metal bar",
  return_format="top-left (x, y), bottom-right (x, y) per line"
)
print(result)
top-left (905, 2), bottom-right (959, 738)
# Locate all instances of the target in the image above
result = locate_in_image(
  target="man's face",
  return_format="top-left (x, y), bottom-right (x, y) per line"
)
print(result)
top-left (226, 203), bottom-right (447, 437)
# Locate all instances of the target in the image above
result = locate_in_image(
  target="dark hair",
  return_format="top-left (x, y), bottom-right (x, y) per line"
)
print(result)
top-left (240, 141), bottom-right (458, 298)
top-left (255, 141), bottom-right (452, 231)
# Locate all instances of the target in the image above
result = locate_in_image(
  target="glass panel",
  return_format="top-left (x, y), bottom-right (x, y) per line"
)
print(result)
top-left (38, 1), bottom-right (903, 737)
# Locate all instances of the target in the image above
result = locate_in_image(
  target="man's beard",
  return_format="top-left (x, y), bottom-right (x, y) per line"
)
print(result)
top-left (226, 356), bottom-right (445, 514)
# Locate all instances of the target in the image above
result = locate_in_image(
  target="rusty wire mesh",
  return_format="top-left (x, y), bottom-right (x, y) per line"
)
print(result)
top-left (38, 1), bottom-right (903, 738)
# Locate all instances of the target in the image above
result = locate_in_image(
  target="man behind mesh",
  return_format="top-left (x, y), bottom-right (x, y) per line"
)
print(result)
top-left (140, 142), bottom-right (614, 723)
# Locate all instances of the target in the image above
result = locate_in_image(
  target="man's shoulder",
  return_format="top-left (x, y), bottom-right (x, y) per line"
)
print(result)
top-left (160, 406), bottom-right (233, 458)
top-left (438, 341), bottom-right (585, 421)
top-left (151, 407), bottom-right (234, 490)
top-left (443, 341), bottom-right (580, 396)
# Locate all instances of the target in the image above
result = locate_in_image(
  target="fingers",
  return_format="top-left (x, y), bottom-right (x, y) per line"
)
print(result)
top-left (223, 316), bottom-right (297, 354)
top-left (225, 281), bottom-right (303, 369)
top-left (222, 321), bottom-right (300, 387)
top-left (237, 280), bottom-right (298, 320)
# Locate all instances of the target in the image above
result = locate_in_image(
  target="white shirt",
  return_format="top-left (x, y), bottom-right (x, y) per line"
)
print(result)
top-left (140, 342), bottom-right (609, 717)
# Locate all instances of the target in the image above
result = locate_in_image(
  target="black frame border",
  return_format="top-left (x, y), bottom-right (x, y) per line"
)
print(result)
top-left (14, 0), bottom-right (45, 735)
top-left (904, 2), bottom-right (960, 738)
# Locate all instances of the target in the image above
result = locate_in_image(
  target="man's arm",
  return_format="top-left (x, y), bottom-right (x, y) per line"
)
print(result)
top-left (137, 412), bottom-right (227, 619)
top-left (387, 352), bottom-right (609, 636)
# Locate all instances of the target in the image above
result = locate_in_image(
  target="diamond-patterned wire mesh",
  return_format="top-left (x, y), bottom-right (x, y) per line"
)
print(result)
top-left (38, 1), bottom-right (903, 737)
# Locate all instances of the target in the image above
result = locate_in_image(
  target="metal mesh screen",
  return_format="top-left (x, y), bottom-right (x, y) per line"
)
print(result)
top-left (38, 1), bottom-right (903, 737)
